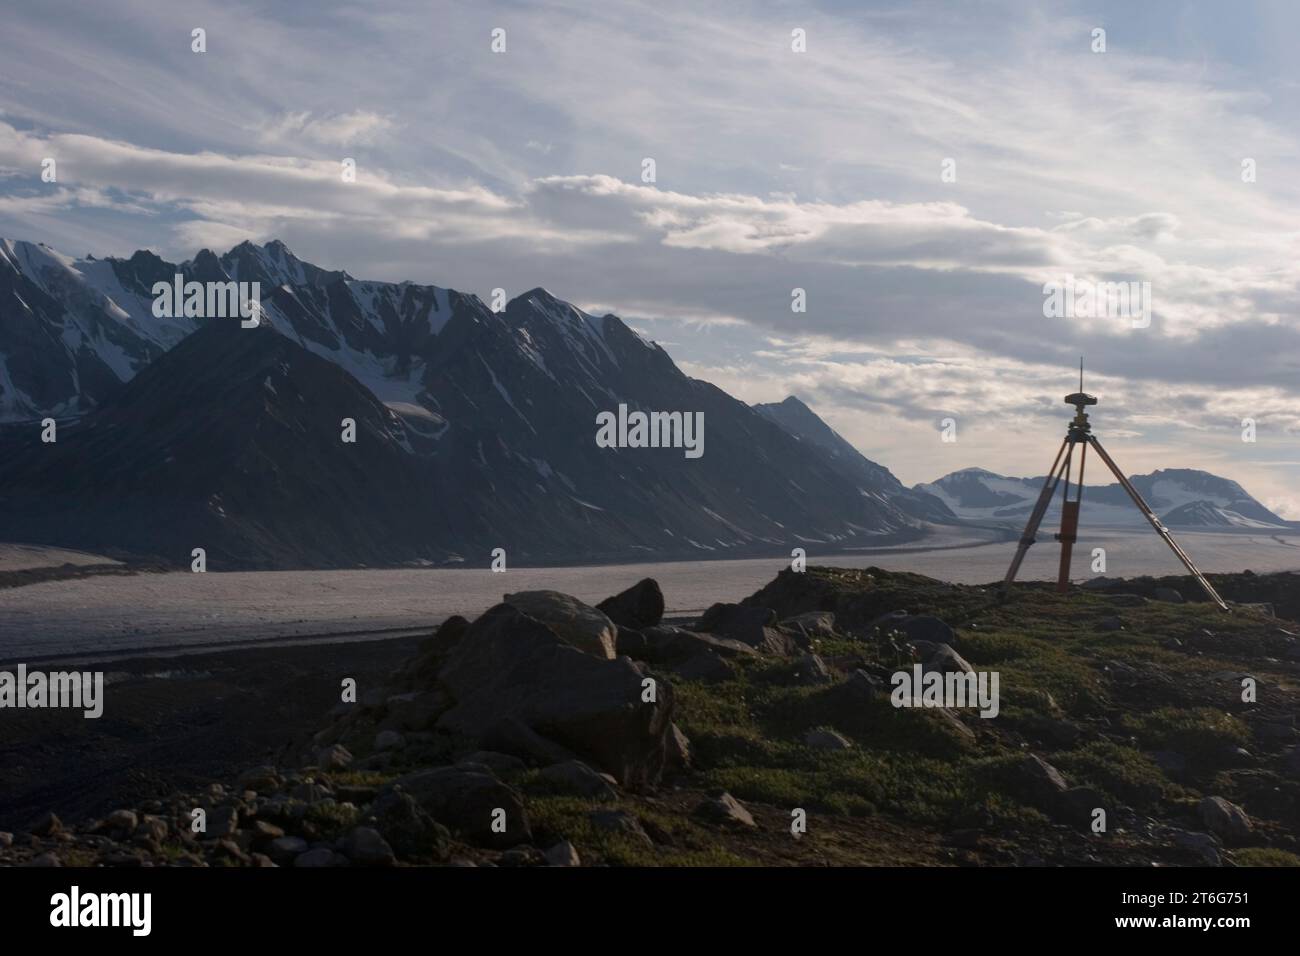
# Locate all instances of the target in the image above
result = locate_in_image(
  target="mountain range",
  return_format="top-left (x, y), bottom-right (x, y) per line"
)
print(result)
top-left (914, 466), bottom-right (1293, 531)
top-left (0, 238), bottom-right (1287, 569)
top-left (0, 238), bottom-right (946, 568)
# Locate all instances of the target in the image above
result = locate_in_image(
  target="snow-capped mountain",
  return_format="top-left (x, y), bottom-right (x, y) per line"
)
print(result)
top-left (0, 237), bottom-right (478, 423)
top-left (915, 466), bottom-right (1290, 530)
top-left (0, 237), bottom-right (936, 567)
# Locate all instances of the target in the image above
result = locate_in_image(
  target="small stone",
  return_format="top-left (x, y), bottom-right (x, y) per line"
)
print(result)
top-left (457, 751), bottom-right (527, 774)
top-left (207, 805), bottom-right (239, 837)
top-left (342, 826), bottom-right (396, 867)
top-left (695, 791), bottom-right (757, 829)
top-left (268, 835), bottom-right (310, 865)
top-left (545, 840), bottom-right (581, 867)
top-left (796, 653), bottom-right (834, 685)
top-left (238, 766), bottom-right (282, 792)
top-left (374, 730), bottom-right (406, 752)
top-left (588, 809), bottom-right (654, 848)
top-left (804, 727), bottom-right (853, 751)
top-left (316, 744), bottom-right (354, 770)
top-left (1198, 796), bottom-right (1252, 841)
top-left (540, 760), bottom-right (618, 799)
top-left (666, 723), bottom-right (692, 770)
top-left (498, 845), bottom-right (547, 867)
top-left (215, 839), bottom-right (250, 864)
top-left (105, 809), bottom-right (138, 832)
top-left (923, 644), bottom-right (974, 675)
top-left (847, 669), bottom-right (887, 697)
top-left (25, 852), bottom-right (61, 867)
top-left (1172, 830), bottom-right (1222, 866)
top-left (250, 820), bottom-right (285, 842)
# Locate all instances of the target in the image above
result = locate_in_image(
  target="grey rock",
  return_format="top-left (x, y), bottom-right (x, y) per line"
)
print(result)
top-left (796, 653), bottom-right (834, 685)
top-left (482, 716), bottom-right (579, 766)
top-left (540, 760), bottom-right (619, 799)
top-left (207, 805), bottom-right (239, 838)
top-left (695, 791), bottom-right (757, 829)
top-left (316, 744), bottom-right (353, 770)
top-left (804, 727), bottom-right (853, 751)
top-left (1198, 796), bottom-right (1252, 841)
top-left (104, 809), bottom-right (138, 832)
top-left (894, 615), bottom-right (957, 647)
top-left (294, 847), bottom-right (344, 867)
top-left (923, 644), bottom-right (974, 675)
top-left (388, 766), bottom-right (531, 848)
top-left (545, 840), bottom-right (582, 866)
top-left (666, 723), bottom-right (692, 770)
top-left (374, 730), bottom-right (406, 752)
top-left (268, 836), bottom-right (310, 865)
top-left (503, 590), bottom-right (617, 659)
top-left (342, 826), bottom-right (396, 867)
top-left (238, 765), bottom-right (282, 792)
top-left (437, 605), bottom-right (675, 788)
top-left (458, 751), bottom-right (528, 774)
top-left (671, 650), bottom-right (736, 683)
top-left (847, 668), bottom-right (888, 697)
top-left (366, 789), bottom-right (450, 862)
top-left (1011, 754), bottom-right (1069, 808)
top-left (291, 781), bottom-right (333, 803)
top-left (1172, 830), bottom-right (1222, 866)
top-left (588, 809), bottom-right (654, 848)
top-left (698, 603), bottom-right (791, 654)
top-left (779, 610), bottom-right (837, 643)
top-left (596, 578), bottom-right (665, 630)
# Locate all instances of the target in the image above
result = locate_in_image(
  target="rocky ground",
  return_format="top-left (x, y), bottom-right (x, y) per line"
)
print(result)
top-left (2, 567), bottom-right (1298, 867)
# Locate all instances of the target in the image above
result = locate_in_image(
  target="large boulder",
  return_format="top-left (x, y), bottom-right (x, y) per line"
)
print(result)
top-left (629, 625), bottom-right (759, 681)
top-left (597, 578), bottom-right (665, 630)
top-left (436, 604), bottom-right (675, 788)
top-left (387, 766), bottom-right (530, 848)
top-left (779, 610), bottom-right (837, 644)
top-left (1198, 796), bottom-right (1253, 842)
top-left (365, 789), bottom-right (451, 861)
top-left (698, 603), bottom-right (793, 655)
top-left (503, 590), bottom-right (617, 660)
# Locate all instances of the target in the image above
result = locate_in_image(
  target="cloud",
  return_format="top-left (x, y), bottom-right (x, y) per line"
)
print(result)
top-left (3, 0), bottom-right (1300, 509)
top-left (257, 110), bottom-right (394, 148)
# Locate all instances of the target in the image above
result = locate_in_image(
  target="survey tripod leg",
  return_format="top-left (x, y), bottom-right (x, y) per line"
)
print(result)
top-left (1087, 436), bottom-right (1230, 611)
top-left (1001, 437), bottom-right (1070, 596)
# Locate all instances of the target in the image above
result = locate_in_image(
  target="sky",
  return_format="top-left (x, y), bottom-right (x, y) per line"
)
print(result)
top-left (2, 0), bottom-right (1299, 516)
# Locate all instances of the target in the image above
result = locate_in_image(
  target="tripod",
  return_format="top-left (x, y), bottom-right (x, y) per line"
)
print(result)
top-left (1001, 369), bottom-right (1229, 610)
